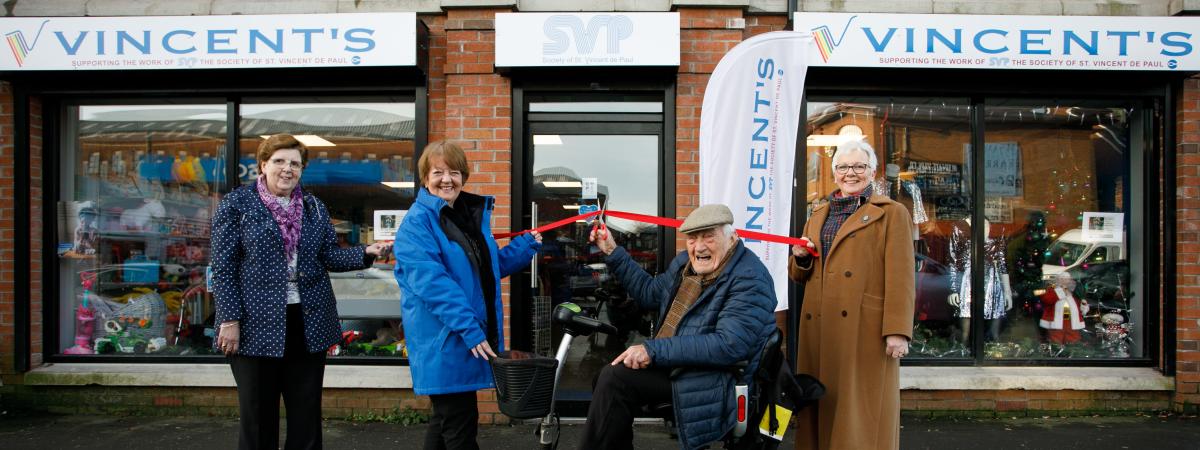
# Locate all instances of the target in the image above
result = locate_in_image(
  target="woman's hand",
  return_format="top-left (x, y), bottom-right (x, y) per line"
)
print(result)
top-left (471, 340), bottom-right (497, 360)
top-left (530, 231), bottom-right (543, 244)
top-left (791, 237), bottom-right (816, 260)
top-left (217, 321), bottom-right (240, 356)
top-left (364, 242), bottom-right (389, 256)
top-left (885, 334), bottom-right (909, 359)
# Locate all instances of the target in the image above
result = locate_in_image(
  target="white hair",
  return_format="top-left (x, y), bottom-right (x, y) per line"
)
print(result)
top-left (831, 139), bottom-right (878, 173)
top-left (720, 224), bottom-right (735, 238)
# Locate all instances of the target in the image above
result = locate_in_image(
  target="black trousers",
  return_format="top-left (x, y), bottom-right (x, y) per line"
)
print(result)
top-left (230, 303), bottom-right (326, 450)
top-left (424, 391), bottom-right (480, 450)
top-left (579, 365), bottom-right (672, 450)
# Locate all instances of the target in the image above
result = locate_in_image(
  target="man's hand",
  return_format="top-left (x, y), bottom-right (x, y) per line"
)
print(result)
top-left (611, 344), bottom-right (651, 369)
top-left (885, 334), bottom-right (909, 359)
top-left (590, 226), bottom-right (617, 255)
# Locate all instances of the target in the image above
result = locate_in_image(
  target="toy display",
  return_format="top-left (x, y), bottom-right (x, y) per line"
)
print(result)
top-left (63, 273), bottom-right (99, 355)
top-left (1095, 313), bottom-right (1133, 358)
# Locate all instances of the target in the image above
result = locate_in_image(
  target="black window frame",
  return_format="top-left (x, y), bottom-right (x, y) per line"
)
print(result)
top-left (798, 67), bottom-right (1179, 368)
top-left (20, 67), bottom-right (427, 366)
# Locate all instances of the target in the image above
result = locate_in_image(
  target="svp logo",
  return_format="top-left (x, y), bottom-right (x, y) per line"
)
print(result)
top-left (5, 19), bottom-right (49, 67)
top-left (542, 15), bottom-right (633, 56)
top-left (811, 15), bottom-right (857, 63)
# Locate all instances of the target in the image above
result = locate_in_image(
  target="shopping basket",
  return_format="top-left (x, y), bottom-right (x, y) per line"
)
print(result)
top-left (490, 350), bottom-right (558, 419)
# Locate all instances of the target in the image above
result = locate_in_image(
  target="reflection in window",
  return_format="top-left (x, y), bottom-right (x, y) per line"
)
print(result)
top-left (58, 104), bottom-right (226, 356)
top-left (806, 98), bottom-right (973, 359)
top-left (239, 102), bottom-right (416, 359)
top-left (985, 101), bottom-right (1136, 360)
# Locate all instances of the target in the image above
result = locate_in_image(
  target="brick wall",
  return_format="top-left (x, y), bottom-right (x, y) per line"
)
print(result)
top-left (675, 8), bottom-right (750, 250)
top-left (903, 390), bottom-right (1172, 416)
top-left (439, 7), bottom-right (515, 424)
top-left (0, 84), bottom-right (41, 381)
top-left (30, 95), bottom-right (42, 367)
top-left (0, 82), bottom-right (13, 381)
top-left (1178, 74), bottom-right (1200, 413)
top-left (4, 385), bottom-right (430, 420)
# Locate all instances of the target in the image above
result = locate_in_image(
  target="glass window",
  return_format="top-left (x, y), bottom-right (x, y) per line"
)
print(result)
top-left (806, 98), bottom-right (974, 359)
top-left (58, 104), bottom-right (226, 356)
top-left (239, 101), bottom-right (416, 359)
top-left (984, 100), bottom-right (1137, 360)
top-left (55, 99), bottom-right (417, 360)
top-left (529, 133), bottom-right (662, 400)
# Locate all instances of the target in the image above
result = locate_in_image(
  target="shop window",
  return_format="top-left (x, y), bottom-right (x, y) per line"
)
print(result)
top-left (55, 100), bottom-right (416, 360)
top-left (239, 102), bottom-right (416, 359)
top-left (984, 100), bottom-right (1138, 360)
top-left (806, 97), bottom-right (1145, 363)
top-left (806, 98), bottom-right (974, 359)
top-left (57, 104), bottom-right (227, 356)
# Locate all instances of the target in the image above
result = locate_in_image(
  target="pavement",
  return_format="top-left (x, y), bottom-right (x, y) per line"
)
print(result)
top-left (1, 410), bottom-right (1198, 449)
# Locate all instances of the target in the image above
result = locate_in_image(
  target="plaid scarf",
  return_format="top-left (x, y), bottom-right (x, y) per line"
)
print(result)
top-left (820, 184), bottom-right (873, 258)
top-left (256, 176), bottom-right (304, 261)
top-left (656, 242), bottom-right (735, 339)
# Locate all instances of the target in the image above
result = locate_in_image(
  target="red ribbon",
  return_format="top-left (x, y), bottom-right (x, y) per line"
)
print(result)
top-left (495, 209), bottom-right (819, 257)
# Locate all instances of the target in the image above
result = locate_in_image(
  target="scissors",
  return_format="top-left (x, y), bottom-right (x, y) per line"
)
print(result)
top-left (591, 198), bottom-right (609, 240)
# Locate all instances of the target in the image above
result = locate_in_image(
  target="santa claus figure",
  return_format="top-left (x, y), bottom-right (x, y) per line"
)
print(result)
top-left (1039, 272), bottom-right (1089, 344)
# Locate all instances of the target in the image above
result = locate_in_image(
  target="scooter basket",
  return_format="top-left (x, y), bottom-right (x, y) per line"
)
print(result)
top-left (491, 350), bottom-right (559, 419)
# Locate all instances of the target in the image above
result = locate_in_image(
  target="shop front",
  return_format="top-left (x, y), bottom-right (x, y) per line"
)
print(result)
top-left (0, 11), bottom-right (431, 415)
top-left (793, 12), bottom-right (1192, 411)
top-left (0, 1), bottom-right (1197, 421)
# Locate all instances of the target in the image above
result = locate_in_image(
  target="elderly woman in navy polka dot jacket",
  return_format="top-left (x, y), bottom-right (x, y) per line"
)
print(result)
top-left (210, 134), bottom-right (387, 450)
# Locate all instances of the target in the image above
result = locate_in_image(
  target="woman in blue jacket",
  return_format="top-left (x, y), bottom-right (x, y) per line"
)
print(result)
top-left (393, 141), bottom-right (541, 450)
top-left (211, 134), bottom-right (387, 450)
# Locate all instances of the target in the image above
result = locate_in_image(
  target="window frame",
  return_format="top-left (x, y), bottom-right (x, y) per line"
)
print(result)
top-left (41, 84), bottom-right (425, 365)
top-left (799, 67), bottom-right (1171, 368)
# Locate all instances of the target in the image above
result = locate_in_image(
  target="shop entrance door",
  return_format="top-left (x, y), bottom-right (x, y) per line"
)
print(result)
top-left (516, 98), bottom-right (668, 416)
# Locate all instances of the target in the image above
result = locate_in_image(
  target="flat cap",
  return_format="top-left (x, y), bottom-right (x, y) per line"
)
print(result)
top-left (679, 204), bottom-right (735, 234)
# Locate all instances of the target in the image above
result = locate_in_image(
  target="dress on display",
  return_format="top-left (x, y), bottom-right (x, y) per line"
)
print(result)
top-left (948, 220), bottom-right (1009, 319)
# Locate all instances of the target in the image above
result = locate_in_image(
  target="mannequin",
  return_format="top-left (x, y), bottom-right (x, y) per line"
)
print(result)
top-left (877, 164), bottom-right (930, 240)
top-left (947, 217), bottom-right (1013, 342)
top-left (1039, 272), bottom-right (1089, 344)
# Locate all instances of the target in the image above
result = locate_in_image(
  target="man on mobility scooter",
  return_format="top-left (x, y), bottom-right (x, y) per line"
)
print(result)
top-left (581, 204), bottom-right (779, 450)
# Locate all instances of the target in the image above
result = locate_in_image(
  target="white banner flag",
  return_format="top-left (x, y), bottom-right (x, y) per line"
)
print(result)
top-left (700, 31), bottom-right (810, 311)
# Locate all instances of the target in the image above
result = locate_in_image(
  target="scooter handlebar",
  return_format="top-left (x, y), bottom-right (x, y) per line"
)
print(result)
top-left (553, 303), bottom-right (618, 336)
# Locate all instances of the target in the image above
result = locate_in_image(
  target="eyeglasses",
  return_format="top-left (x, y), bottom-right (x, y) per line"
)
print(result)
top-left (268, 158), bottom-right (303, 170)
top-left (834, 164), bottom-right (871, 175)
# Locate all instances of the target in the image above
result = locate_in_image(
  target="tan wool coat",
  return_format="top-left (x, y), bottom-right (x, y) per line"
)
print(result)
top-left (790, 194), bottom-right (915, 450)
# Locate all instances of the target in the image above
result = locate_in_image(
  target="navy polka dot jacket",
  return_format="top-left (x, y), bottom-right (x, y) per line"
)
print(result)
top-left (210, 185), bottom-right (373, 357)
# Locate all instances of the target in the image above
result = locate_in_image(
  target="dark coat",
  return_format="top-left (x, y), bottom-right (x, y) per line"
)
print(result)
top-left (789, 194), bottom-right (915, 450)
top-left (394, 188), bottom-right (541, 395)
top-left (605, 241), bottom-right (777, 450)
top-left (210, 184), bottom-right (372, 357)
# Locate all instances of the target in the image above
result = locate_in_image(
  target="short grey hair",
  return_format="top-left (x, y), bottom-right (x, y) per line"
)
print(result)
top-left (720, 224), bottom-right (735, 238)
top-left (831, 139), bottom-right (878, 173)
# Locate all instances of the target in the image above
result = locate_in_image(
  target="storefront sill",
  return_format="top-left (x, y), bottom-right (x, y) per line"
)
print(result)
top-left (901, 367), bottom-right (1172, 391)
top-left (25, 363), bottom-right (412, 389)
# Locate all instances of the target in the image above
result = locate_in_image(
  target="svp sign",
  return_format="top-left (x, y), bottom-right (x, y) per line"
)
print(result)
top-left (794, 12), bottom-right (1200, 71)
top-left (495, 12), bottom-right (679, 67)
top-left (0, 13), bottom-right (416, 71)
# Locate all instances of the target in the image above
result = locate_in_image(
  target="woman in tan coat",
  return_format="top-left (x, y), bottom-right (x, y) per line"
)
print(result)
top-left (790, 140), bottom-right (915, 450)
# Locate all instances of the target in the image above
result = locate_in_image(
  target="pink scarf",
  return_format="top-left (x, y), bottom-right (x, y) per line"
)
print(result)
top-left (256, 176), bottom-right (303, 260)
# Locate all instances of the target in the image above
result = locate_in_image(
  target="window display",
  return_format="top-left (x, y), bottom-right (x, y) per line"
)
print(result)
top-left (56, 100), bottom-right (417, 360)
top-left (806, 98), bottom-right (974, 359)
top-left (984, 100), bottom-right (1138, 360)
top-left (58, 104), bottom-right (225, 356)
top-left (806, 97), bottom-right (1145, 362)
top-left (239, 102), bottom-right (416, 359)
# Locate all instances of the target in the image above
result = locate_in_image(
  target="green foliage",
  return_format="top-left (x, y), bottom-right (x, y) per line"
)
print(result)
top-left (347, 406), bottom-right (430, 426)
